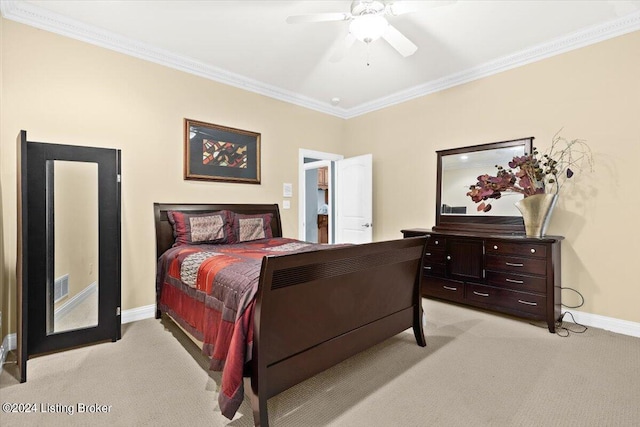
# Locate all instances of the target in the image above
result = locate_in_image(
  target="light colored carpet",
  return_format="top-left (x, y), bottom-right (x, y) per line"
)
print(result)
top-left (54, 289), bottom-right (98, 333)
top-left (1, 299), bottom-right (639, 426)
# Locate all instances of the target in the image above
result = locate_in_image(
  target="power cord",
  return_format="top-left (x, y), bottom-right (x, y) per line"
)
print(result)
top-left (561, 286), bottom-right (585, 309)
top-left (554, 311), bottom-right (588, 337)
top-left (529, 287), bottom-right (588, 337)
top-left (555, 287), bottom-right (588, 337)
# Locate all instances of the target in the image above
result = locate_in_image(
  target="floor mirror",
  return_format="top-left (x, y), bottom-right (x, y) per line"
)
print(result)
top-left (17, 130), bottom-right (121, 382)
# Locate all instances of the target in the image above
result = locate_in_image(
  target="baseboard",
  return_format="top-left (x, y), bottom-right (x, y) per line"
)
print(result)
top-left (0, 304), bottom-right (155, 373)
top-left (2, 306), bottom-right (637, 373)
top-left (561, 309), bottom-right (640, 338)
top-left (121, 304), bottom-right (156, 324)
top-left (54, 282), bottom-right (97, 321)
top-left (1, 333), bottom-right (17, 370)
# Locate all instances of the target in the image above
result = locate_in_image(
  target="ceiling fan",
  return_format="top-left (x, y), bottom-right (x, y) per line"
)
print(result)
top-left (286, 0), bottom-right (420, 58)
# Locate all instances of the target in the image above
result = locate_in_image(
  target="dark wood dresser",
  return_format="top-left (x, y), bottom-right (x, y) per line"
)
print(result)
top-left (402, 228), bottom-right (563, 332)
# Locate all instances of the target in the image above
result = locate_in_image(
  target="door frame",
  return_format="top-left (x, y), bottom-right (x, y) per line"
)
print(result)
top-left (298, 149), bottom-right (343, 242)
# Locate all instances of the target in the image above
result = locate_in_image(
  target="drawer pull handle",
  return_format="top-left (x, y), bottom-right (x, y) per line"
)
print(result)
top-left (505, 262), bottom-right (524, 267)
top-left (518, 300), bottom-right (537, 306)
top-left (530, 248), bottom-right (536, 254)
top-left (447, 255), bottom-right (451, 260)
top-left (473, 291), bottom-right (489, 297)
top-left (423, 266), bottom-right (432, 270)
top-left (505, 278), bottom-right (524, 284)
top-left (425, 252), bottom-right (431, 256)
top-left (443, 286), bottom-right (458, 291)
top-left (493, 245), bottom-right (498, 250)
top-left (434, 240), bottom-right (439, 245)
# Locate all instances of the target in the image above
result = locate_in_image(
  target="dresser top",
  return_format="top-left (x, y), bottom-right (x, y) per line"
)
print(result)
top-left (401, 228), bottom-right (564, 242)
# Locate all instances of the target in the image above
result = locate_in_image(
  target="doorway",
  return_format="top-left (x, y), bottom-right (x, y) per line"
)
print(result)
top-left (298, 150), bottom-right (342, 243)
top-left (299, 149), bottom-right (373, 244)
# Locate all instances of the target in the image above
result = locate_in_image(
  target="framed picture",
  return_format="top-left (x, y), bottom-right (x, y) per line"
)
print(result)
top-left (184, 118), bottom-right (261, 184)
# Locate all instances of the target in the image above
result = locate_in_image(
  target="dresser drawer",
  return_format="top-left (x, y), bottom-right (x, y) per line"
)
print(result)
top-left (486, 271), bottom-right (547, 293)
top-left (485, 254), bottom-right (547, 276)
top-left (423, 248), bottom-right (446, 264)
top-left (423, 277), bottom-right (464, 301)
top-left (466, 284), bottom-right (546, 316)
top-left (422, 263), bottom-right (446, 277)
top-left (485, 240), bottom-right (547, 258)
top-left (427, 236), bottom-right (446, 249)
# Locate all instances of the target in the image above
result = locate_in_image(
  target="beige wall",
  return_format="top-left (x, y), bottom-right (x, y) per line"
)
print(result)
top-left (344, 31), bottom-right (640, 323)
top-left (0, 16), bottom-right (5, 338)
top-left (1, 18), bottom-right (639, 340)
top-left (0, 19), bottom-right (345, 336)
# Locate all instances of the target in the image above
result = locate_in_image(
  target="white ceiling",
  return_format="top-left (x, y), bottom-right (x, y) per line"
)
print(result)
top-left (2, 0), bottom-right (639, 118)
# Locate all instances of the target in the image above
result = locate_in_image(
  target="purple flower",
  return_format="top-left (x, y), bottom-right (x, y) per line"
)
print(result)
top-left (467, 134), bottom-right (592, 213)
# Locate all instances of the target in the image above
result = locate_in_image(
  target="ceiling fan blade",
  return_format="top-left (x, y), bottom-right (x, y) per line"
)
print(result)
top-left (386, 1), bottom-right (418, 16)
top-left (382, 24), bottom-right (417, 57)
top-left (387, 0), bottom-right (457, 16)
top-left (286, 13), bottom-right (351, 24)
top-left (330, 33), bottom-right (357, 63)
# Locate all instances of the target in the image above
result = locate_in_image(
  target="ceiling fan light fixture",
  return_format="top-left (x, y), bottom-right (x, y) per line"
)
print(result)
top-left (349, 14), bottom-right (389, 43)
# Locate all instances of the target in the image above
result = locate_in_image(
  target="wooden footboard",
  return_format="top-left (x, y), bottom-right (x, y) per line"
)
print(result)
top-left (248, 236), bottom-right (428, 426)
top-left (153, 203), bottom-right (427, 426)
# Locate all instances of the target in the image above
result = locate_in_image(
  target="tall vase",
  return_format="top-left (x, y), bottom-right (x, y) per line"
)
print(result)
top-left (515, 194), bottom-right (558, 238)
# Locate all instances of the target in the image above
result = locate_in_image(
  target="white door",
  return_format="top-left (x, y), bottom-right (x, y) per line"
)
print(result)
top-left (335, 154), bottom-right (373, 244)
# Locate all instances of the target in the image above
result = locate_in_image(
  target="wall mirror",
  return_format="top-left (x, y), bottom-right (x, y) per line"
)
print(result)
top-left (434, 137), bottom-right (533, 234)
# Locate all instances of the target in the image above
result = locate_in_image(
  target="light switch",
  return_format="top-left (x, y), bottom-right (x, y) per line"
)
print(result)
top-left (283, 200), bottom-right (291, 209)
top-left (283, 183), bottom-right (293, 197)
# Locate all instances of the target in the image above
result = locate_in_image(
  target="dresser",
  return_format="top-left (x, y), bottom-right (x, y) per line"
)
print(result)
top-left (402, 229), bottom-right (563, 332)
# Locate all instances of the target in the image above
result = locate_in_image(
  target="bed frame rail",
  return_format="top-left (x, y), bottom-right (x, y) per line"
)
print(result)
top-left (249, 236), bottom-right (428, 426)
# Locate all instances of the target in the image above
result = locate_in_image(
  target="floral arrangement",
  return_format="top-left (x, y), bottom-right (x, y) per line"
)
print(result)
top-left (467, 130), bottom-right (593, 212)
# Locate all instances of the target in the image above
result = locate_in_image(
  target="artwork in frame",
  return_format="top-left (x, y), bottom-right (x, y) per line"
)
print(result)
top-left (184, 118), bottom-right (261, 184)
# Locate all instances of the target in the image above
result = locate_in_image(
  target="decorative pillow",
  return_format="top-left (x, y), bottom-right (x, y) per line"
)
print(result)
top-left (167, 210), bottom-right (235, 247)
top-left (233, 213), bottom-right (273, 242)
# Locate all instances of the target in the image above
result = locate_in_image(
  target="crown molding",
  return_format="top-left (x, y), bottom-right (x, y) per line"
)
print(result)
top-left (0, 0), bottom-right (346, 118)
top-left (345, 11), bottom-right (640, 118)
top-left (2, 1), bottom-right (639, 120)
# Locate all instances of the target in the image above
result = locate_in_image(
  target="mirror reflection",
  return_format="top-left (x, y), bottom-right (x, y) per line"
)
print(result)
top-left (50, 160), bottom-right (99, 334)
top-left (441, 144), bottom-right (526, 216)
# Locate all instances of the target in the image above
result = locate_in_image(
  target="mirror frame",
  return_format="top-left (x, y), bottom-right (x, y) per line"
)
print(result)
top-left (434, 137), bottom-right (533, 235)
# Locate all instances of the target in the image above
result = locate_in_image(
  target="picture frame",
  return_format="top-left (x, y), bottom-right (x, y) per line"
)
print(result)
top-left (184, 118), bottom-right (261, 184)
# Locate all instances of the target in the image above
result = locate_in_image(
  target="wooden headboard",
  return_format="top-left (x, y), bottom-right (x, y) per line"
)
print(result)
top-left (153, 203), bottom-right (283, 258)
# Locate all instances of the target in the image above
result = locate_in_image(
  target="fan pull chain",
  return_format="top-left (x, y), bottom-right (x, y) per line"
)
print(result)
top-left (366, 42), bottom-right (371, 67)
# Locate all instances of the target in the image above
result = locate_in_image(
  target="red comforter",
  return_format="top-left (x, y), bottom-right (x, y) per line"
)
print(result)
top-left (156, 237), bottom-right (326, 419)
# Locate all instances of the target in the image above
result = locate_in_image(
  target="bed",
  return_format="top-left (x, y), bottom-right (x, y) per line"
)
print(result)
top-left (154, 203), bottom-right (428, 426)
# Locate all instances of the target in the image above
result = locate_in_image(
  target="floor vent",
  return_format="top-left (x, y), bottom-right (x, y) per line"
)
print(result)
top-left (54, 274), bottom-right (69, 303)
